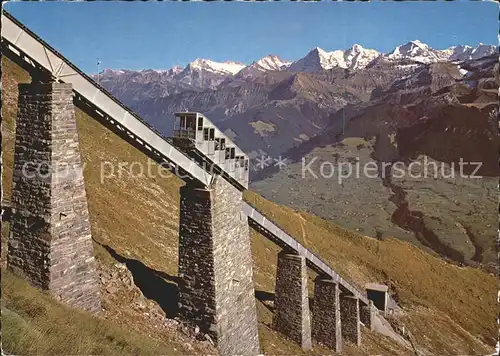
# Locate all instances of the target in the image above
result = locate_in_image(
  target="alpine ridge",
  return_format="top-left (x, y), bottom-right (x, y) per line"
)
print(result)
top-left (96, 41), bottom-right (496, 80)
top-left (288, 45), bottom-right (380, 72)
top-left (236, 55), bottom-right (292, 78)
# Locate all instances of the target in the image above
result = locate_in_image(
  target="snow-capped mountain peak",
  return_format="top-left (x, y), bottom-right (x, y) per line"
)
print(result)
top-left (447, 43), bottom-right (497, 62)
top-left (236, 55), bottom-right (291, 77)
top-left (173, 59), bottom-right (246, 89)
top-left (255, 55), bottom-right (291, 70)
top-left (387, 40), bottom-right (441, 63)
top-left (288, 44), bottom-right (380, 72)
top-left (348, 44), bottom-right (366, 54)
top-left (344, 44), bottom-right (381, 70)
top-left (101, 68), bottom-right (128, 76)
top-left (386, 41), bottom-right (496, 64)
top-left (186, 58), bottom-right (246, 75)
top-left (312, 46), bottom-right (329, 55)
top-left (288, 47), bottom-right (336, 72)
top-left (169, 65), bottom-right (184, 75)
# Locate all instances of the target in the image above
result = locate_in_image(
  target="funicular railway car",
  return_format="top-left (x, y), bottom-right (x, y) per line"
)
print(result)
top-left (169, 112), bottom-right (249, 189)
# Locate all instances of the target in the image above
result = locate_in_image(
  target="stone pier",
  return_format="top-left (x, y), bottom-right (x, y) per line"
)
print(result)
top-left (340, 294), bottom-right (361, 346)
top-left (177, 176), bottom-right (260, 356)
top-left (8, 82), bottom-right (101, 313)
top-left (273, 251), bottom-right (312, 350)
top-left (312, 276), bottom-right (342, 352)
top-left (360, 300), bottom-right (376, 331)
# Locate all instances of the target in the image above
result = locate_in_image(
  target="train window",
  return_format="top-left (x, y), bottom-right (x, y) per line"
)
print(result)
top-left (225, 147), bottom-right (231, 159)
top-left (203, 128), bottom-right (209, 141)
top-left (198, 116), bottom-right (203, 130)
top-left (215, 138), bottom-right (221, 150)
top-left (179, 115), bottom-right (184, 129)
top-left (209, 128), bottom-right (215, 141)
top-left (186, 115), bottom-right (195, 130)
top-left (235, 156), bottom-right (241, 167)
top-left (230, 148), bottom-right (235, 159)
top-left (220, 138), bottom-right (226, 150)
top-left (244, 159), bottom-right (249, 171)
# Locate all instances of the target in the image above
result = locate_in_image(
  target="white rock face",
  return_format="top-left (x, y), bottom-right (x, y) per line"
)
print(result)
top-left (173, 59), bottom-right (246, 88)
top-left (344, 44), bottom-right (381, 70)
top-left (446, 44), bottom-right (497, 62)
top-left (386, 40), bottom-right (445, 63)
top-left (237, 55), bottom-right (291, 77)
top-left (385, 40), bottom-right (497, 64)
top-left (288, 44), bottom-right (380, 72)
top-left (186, 58), bottom-right (245, 75)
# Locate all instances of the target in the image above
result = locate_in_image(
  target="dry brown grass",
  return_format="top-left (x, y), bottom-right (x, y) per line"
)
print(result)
top-left (244, 191), bottom-right (496, 355)
top-left (2, 269), bottom-right (177, 356)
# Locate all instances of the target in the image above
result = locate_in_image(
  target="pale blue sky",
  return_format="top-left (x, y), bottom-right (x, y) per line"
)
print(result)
top-left (4, 1), bottom-right (498, 73)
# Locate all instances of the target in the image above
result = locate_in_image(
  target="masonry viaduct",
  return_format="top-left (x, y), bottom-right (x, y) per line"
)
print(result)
top-left (1, 11), bottom-right (394, 355)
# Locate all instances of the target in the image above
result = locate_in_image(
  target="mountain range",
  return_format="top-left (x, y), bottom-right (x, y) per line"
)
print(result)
top-left (96, 41), bottom-right (496, 156)
top-left (99, 41), bottom-right (496, 93)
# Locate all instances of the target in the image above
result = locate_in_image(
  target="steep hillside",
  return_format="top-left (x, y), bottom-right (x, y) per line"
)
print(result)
top-left (2, 270), bottom-right (190, 356)
top-left (2, 56), bottom-right (496, 356)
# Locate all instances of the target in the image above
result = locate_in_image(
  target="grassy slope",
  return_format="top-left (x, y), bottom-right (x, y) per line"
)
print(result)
top-left (245, 192), bottom-right (497, 354)
top-left (2, 270), bottom-right (178, 356)
top-left (2, 56), bottom-right (496, 355)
